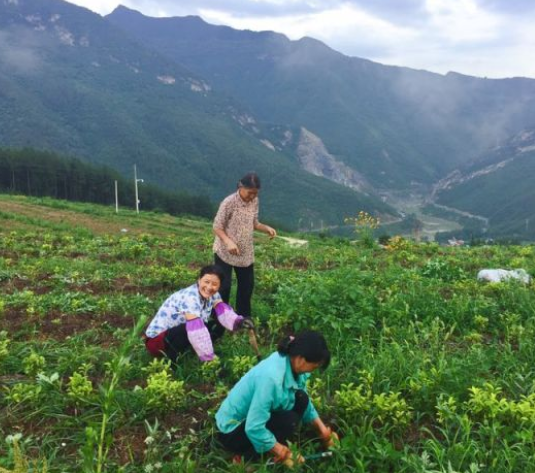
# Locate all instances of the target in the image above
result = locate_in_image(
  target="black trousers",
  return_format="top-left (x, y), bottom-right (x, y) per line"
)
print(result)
top-left (214, 253), bottom-right (254, 317)
top-left (164, 317), bottom-right (224, 363)
top-left (218, 390), bottom-right (309, 457)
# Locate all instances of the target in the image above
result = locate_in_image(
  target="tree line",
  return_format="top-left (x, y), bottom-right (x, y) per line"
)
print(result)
top-left (0, 148), bottom-right (214, 218)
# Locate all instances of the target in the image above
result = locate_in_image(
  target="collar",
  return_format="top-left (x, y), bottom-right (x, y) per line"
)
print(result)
top-left (283, 355), bottom-right (300, 391)
top-left (195, 282), bottom-right (209, 307)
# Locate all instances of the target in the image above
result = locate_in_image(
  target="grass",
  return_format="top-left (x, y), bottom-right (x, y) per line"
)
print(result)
top-left (1, 194), bottom-right (535, 472)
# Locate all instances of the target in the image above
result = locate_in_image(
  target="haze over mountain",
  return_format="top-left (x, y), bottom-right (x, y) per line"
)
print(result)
top-left (0, 0), bottom-right (393, 228)
top-left (433, 129), bottom-right (535, 239)
top-left (2, 0), bottom-right (535, 236)
top-left (107, 5), bottom-right (535, 192)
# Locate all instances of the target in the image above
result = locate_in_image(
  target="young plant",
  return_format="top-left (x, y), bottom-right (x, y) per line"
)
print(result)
top-left (67, 365), bottom-right (94, 406)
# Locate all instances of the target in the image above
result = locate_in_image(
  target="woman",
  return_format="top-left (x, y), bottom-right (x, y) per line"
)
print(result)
top-left (216, 331), bottom-right (338, 465)
top-left (213, 172), bottom-right (276, 322)
top-left (144, 265), bottom-right (252, 363)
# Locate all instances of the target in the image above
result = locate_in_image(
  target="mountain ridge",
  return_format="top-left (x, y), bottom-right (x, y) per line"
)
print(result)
top-left (106, 6), bottom-right (535, 191)
top-left (0, 0), bottom-right (394, 228)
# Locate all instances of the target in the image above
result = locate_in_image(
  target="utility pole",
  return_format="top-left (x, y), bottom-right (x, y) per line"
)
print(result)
top-left (114, 180), bottom-right (119, 213)
top-left (134, 164), bottom-right (143, 214)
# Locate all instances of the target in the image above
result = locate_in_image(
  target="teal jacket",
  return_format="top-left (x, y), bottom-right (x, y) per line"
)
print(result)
top-left (215, 352), bottom-right (319, 453)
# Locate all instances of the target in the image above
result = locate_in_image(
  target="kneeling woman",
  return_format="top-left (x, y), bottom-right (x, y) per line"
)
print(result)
top-left (144, 265), bottom-right (252, 363)
top-left (216, 330), bottom-right (338, 465)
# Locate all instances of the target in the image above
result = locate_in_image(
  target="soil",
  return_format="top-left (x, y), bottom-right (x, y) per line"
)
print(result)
top-left (3, 308), bottom-right (136, 343)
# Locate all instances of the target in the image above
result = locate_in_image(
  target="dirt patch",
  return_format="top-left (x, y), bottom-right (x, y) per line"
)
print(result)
top-left (3, 308), bottom-right (136, 342)
top-left (0, 276), bottom-right (54, 295)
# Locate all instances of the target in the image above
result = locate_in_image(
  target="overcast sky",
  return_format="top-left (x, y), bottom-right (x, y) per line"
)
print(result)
top-left (67, 0), bottom-right (535, 79)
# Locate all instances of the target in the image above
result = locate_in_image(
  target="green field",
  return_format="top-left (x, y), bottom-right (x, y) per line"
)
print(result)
top-left (1, 195), bottom-right (535, 472)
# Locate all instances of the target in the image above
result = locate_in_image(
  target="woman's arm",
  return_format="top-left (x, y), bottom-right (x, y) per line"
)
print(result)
top-left (184, 313), bottom-right (215, 362)
top-left (310, 417), bottom-right (339, 448)
top-left (213, 227), bottom-right (240, 255)
top-left (254, 222), bottom-right (277, 238)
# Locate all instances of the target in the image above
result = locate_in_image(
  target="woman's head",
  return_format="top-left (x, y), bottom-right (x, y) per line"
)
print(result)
top-left (197, 265), bottom-right (225, 299)
top-left (278, 330), bottom-right (331, 373)
top-left (238, 172), bottom-right (261, 202)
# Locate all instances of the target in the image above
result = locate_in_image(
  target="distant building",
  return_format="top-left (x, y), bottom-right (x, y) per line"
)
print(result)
top-left (448, 237), bottom-right (464, 247)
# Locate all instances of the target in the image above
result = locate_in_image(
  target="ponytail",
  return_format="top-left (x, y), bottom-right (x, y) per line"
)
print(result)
top-left (277, 330), bottom-right (330, 369)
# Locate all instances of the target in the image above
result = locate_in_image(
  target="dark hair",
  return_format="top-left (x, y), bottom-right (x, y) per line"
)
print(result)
top-left (277, 330), bottom-right (331, 369)
top-left (198, 265), bottom-right (225, 284)
top-left (238, 172), bottom-right (261, 190)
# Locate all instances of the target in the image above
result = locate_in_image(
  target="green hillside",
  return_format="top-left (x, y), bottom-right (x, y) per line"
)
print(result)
top-left (436, 132), bottom-right (535, 240)
top-left (2, 195), bottom-right (535, 471)
top-left (0, 0), bottom-right (393, 229)
top-left (107, 7), bottom-right (535, 189)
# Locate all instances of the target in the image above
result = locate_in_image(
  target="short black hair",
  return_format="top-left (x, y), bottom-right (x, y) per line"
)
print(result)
top-left (238, 172), bottom-right (261, 190)
top-left (277, 330), bottom-right (331, 369)
top-left (199, 265), bottom-right (225, 284)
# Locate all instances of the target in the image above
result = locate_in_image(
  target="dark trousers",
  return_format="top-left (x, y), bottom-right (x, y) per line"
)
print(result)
top-left (214, 253), bottom-right (254, 317)
top-left (218, 390), bottom-right (309, 457)
top-left (163, 318), bottom-right (224, 363)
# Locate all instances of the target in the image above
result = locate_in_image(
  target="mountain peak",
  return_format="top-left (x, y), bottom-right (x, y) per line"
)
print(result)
top-left (111, 5), bottom-right (139, 15)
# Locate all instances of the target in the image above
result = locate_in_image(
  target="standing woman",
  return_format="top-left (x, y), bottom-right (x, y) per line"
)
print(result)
top-left (213, 172), bottom-right (276, 321)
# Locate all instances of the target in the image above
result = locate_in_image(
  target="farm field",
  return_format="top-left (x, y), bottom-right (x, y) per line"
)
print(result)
top-left (1, 195), bottom-right (535, 472)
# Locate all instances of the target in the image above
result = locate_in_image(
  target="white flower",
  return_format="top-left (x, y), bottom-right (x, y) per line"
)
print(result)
top-left (5, 433), bottom-right (23, 444)
top-left (144, 464), bottom-right (154, 473)
top-left (144, 436), bottom-right (154, 445)
top-left (154, 462), bottom-right (162, 469)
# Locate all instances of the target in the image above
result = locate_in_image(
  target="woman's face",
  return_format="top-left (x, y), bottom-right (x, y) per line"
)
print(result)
top-left (239, 187), bottom-right (259, 203)
top-left (290, 355), bottom-right (322, 374)
top-left (198, 273), bottom-right (221, 299)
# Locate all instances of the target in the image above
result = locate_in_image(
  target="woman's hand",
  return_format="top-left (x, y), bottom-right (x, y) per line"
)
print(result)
top-left (320, 427), bottom-right (339, 449)
top-left (225, 239), bottom-right (240, 255)
top-left (255, 223), bottom-right (277, 239)
top-left (270, 442), bottom-right (291, 463)
top-left (264, 225), bottom-right (277, 239)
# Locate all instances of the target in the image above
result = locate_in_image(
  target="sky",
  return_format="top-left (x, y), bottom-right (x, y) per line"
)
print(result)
top-left (67, 0), bottom-right (535, 79)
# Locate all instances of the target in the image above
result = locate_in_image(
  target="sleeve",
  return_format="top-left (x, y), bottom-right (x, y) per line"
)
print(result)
top-left (301, 397), bottom-right (320, 424)
top-left (185, 318), bottom-right (214, 362)
top-left (145, 294), bottom-right (176, 338)
top-left (213, 197), bottom-right (232, 231)
top-left (244, 376), bottom-right (278, 453)
top-left (214, 302), bottom-right (244, 331)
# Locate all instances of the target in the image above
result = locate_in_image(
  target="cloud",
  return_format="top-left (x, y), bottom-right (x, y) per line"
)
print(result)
top-left (477, 0), bottom-right (535, 14)
top-left (0, 27), bottom-right (44, 74)
top-left (66, 0), bottom-right (535, 78)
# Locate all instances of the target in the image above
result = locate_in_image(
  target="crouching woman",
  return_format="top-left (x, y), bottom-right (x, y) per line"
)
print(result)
top-left (144, 265), bottom-right (253, 363)
top-left (215, 330), bottom-right (338, 465)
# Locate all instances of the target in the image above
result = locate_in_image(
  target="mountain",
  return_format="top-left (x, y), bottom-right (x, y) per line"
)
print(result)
top-left (106, 6), bottom-right (535, 190)
top-left (0, 0), bottom-right (394, 228)
top-left (432, 129), bottom-right (535, 239)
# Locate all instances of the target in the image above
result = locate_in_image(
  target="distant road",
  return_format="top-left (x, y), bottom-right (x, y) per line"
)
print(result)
top-left (431, 203), bottom-right (489, 225)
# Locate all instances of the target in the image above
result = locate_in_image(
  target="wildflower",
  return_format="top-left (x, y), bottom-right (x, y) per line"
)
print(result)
top-left (144, 436), bottom-right (154, 445)
top-left (5, 433), bottom-right (23, 444)
top-left (144, 464), bottom-right (154, 473)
